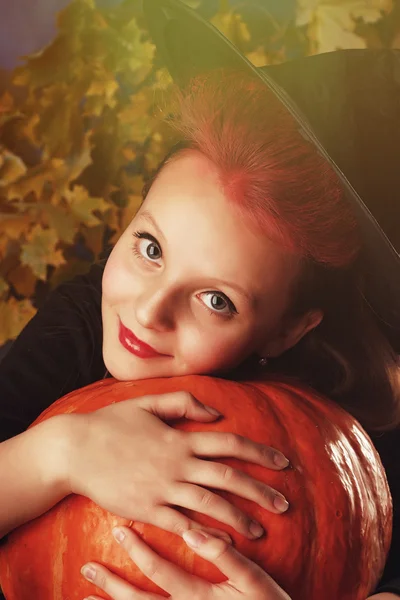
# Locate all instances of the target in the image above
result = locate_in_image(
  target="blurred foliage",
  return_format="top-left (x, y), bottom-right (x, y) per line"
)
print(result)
top-left (0, 0), bottom-right (399, 344)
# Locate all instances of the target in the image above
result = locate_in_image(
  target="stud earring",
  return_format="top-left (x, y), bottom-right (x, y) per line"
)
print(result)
top-left (258, 355), bottom-right (269, 367)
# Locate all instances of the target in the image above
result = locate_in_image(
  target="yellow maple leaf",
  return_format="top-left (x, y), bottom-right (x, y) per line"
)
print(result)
top-left (297, 0), bottom-right (393, 52)
top-left (0, 214), bottom-right (32, 241)
top-left (44, 203), bottom-right (77, 244)
top-left (20, 225), bottom-right (65, 280)
top-left (64, 185), bottom-right (109, 226)
top-left (120, 18), bottom-right (155, 79)
top-left (52, 138), bottom-right (93, 201)
top-left (0, 298), bottom-right (36, 345)
top-left (4, 159), bottom-right (63, 202)
top-left (118, 89), bottom-right (156, 145)
top-left (0, 149), bottom-right (27, 187)
top-left (246, 47), bottom-right (269, 67)
top-left (152, 68), bottom-right (173, 92)
top-left (211, 8), bottom-right (251, 45)
top-left (86, 73), bottom-right (119, 110)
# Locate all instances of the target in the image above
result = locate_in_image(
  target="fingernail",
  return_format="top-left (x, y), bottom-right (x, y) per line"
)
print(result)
top-left (203, 405), bottom-right (222, 416)
top-left (273, 452), bottom-right (289, 468)
top-left (183, 530), bottom-right (208, 548)
top-left (112, 527), bottom-right (126, 543)
top-left (274, 495), bottom-right (289, 512)
top-left (81, 564), bottom-right (96, 581)
top-left (249, 521), bottom-right (264, 538)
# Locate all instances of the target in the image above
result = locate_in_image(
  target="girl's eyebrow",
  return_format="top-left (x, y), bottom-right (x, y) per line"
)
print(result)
top-left (207, 278), bottom-right (257, 306)
top-left (138, 210), bottom-right (165, 241)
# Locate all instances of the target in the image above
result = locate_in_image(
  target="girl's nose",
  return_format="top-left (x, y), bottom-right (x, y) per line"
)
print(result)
top-left (134, 285), bottom-right (176, 331)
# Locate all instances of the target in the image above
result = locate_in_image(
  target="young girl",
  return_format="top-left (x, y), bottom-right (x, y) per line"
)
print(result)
top-left (1, 2), bottom-right (400, 599)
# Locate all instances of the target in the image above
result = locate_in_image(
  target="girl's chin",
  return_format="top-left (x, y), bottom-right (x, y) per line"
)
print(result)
top-left (103, 351), bottom-right (176, 382)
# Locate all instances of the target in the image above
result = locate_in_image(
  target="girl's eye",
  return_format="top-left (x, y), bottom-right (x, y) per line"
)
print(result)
top-left (132, 231), bottom-right (162, 262)
top-left (132, 230), bottom-right (237, 318)
top-left (201, 292), bottom-right (238, 317)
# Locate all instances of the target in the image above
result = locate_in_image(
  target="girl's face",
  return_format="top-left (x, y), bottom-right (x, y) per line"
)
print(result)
top-left (102, 150), bottom-right (319, 381)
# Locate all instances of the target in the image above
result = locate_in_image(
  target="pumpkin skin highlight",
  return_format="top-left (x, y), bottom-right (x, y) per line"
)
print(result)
top-left (0, 375), bottom-right (392, 600)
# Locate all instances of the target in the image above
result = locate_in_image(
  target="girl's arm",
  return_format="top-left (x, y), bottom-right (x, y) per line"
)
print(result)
top-left (0, 414), bottom-right (73, 539)
top-left (367, 592), bottom-right (399, 600)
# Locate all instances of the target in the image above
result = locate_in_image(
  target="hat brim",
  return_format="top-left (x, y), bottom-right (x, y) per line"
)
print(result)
top-left (143, 0), bottom-right (400, 339)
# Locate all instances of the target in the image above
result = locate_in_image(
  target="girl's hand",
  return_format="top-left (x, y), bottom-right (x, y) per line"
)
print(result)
top-left (80, 527), bottom-right (291, 600)
top-left (67, 391), bottom-right (289, 540)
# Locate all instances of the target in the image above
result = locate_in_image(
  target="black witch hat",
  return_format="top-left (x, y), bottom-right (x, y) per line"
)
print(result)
top-left (143, 0), bottom-right (400, 349)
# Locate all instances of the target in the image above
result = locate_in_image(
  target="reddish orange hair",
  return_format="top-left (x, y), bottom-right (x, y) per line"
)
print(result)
top-left (164, 70), bottom-right (360, 268)
top-left (142, 69), bottom-right (400, 431)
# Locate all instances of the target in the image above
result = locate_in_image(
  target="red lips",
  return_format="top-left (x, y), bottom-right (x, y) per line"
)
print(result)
top-left (118, 319), bottom-right (166, 359)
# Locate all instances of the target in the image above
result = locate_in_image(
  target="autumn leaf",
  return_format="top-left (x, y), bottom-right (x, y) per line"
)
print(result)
top-left (0, 150), bottom-right (27, 187)
top-left (42, 204), bottom-right (77, 244)
top-left (0, 214), bottom-right (32, 241)
top-left (4, 159), bottom-right (63, 202)
top-left (36, 84), bottom-right (86, 157)
top-left (118, 89), bottom-right (156, 145)
top-left (121, 194), bottom-right (142, 230)
top-left (246, 47), bottom-right (270, 67)
top-left (52, 139), bottom-right (93, 201)
top-left (20, 225), bottom-right (65, 280)
top-left (64, 185), bottom-right (109, 226)
top-left (0, 276), bottom-right (9, 297)
top-left (211, 7), bottom-right (251, 47)
top-left (0, 91), bottom-right (14, 113)
top-left (84, 223), bottom-right (106, 258)
top-left (118, 17), bottom-right (155, 79)
top-left (0, 298), bottom-right (36, 345)
top-left (7, 264), bottom-right (37, 298)
top-left (297, 0), bottom-right (392, 52)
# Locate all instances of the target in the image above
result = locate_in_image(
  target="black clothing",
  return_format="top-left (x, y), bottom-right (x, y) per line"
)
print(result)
top-left (0, 261), bottom-right (399, 596)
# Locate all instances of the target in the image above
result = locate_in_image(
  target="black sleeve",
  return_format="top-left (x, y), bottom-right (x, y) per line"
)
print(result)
top-left (0, 260), bottom-right (106, 443)
top-left (371, 427), bottom-right (400, 596)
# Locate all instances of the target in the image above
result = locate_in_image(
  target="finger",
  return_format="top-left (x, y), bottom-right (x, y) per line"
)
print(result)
top-left (168, 483), bottom-right (264, 539)
top-left (111, 527), bottom-right (210, 597)
top-left (152, 506), bottom-right (233, 544)
top-left (136, 391), bottom-right (222, 422)
top-left (188, 431), bottom-right (289, 470)
top-left (184, 458), bottom-right (289, 514)
top-left (80, 562), bottom-right (161, 600)
top-left (182, 530), bottom-right (290, 596)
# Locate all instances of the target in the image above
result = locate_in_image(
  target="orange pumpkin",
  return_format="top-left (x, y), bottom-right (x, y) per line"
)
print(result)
top-left (0, 375), bottom-right (392, 600)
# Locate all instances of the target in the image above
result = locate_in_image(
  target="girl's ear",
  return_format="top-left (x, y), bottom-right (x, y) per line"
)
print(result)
top-left (260, 309), bottom-right (323, 358)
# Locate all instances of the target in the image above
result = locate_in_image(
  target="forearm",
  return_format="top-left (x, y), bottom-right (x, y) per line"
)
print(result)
top-left (368, 594), bottom-right (400, 599)
top-left (0, 415), bottom-right (73, 538)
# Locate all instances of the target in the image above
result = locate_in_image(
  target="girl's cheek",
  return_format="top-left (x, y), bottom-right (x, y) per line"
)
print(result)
top-left (183, 333), bottom-right (245, 372)
top-left (103, 255), bottom-right (135, 301)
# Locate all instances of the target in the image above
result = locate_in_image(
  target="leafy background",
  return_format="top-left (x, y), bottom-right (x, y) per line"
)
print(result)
top-left (0, 0), bottom-right (399, 347)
